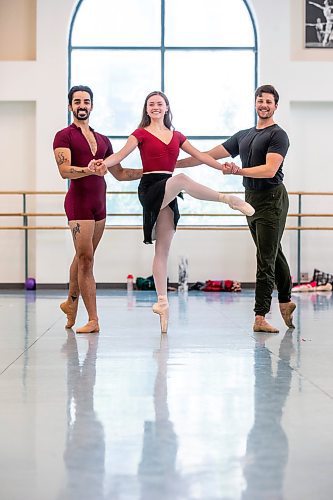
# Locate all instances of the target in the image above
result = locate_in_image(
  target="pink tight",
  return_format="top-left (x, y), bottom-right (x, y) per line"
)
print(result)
top-left (153, 173), bottom-right (220, 296)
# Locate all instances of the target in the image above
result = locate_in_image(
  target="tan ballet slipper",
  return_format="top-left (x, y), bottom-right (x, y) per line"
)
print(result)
top-left (152, 296), bottom-right (169, 334)
top-left (253, 316), bottom-right (279, 333)
top-left (279, 302), bottom-right (296, 328)
top-left (60, 300), bottom-right (78, 329)
top-left (76, 320), bottom-right (100, 334)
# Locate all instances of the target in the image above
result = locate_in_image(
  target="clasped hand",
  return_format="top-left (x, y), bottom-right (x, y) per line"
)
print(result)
top-left (88, 159), bottom-right (108, 176)
top-left (221, 162), bottom-right (240, 175)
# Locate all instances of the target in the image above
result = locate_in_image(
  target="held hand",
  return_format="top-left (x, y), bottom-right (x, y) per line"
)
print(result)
top-left (94, 161), bottom-right (108, 176)
top-left (221, 162), bottom-right (241, 175)
top-left (221, 162), bottom-right (233, 175)
top-left (87, 160), bottom-right (97, 172)
top-left (87, 159), bottom-right (107, 176)
top-left (229, 162), bottom-right (241, 174)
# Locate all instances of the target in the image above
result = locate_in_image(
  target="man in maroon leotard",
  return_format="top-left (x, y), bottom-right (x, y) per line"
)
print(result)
top-left (53, 85), bottom-right (142, 333)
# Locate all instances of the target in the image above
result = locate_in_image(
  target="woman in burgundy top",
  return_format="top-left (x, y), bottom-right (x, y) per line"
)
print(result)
top-left (91, 91), bottom-right (254, 333)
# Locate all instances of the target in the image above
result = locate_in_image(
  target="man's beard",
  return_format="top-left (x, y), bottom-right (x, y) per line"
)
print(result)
top-left (73, 109), bottom-right (90, 121)
top-left (257, 110), bottom-right (274, 120)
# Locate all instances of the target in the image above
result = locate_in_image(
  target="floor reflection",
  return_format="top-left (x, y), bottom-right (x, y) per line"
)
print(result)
top-left (138, 335), bottom-right (187, 500)
top-left (59, 332), bottom-right (105, 500)
top-left (293, 291), bottom-right (333, 312)
top-left (242, 331), bottom-right (294, 500)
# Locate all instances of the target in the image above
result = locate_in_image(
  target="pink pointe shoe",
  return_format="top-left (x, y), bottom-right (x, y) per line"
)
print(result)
top-left (152, 296), bottom-right (169, 334)
top-left (219, 194), bottom-right (255, 217)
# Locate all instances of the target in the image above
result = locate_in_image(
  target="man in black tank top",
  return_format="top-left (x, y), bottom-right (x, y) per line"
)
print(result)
top-left (177, 85), bottom-right (296, 333)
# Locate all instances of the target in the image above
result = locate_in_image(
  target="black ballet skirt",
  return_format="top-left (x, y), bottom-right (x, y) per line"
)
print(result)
top-left (138, 173), bottom-right (183, 244)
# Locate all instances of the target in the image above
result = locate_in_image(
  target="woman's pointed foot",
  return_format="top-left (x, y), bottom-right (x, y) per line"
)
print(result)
top-left (152, 296), bottom-right (169, 334)
top-left (253, 316), bottom-right (279, 333)
top-left (219, 194), bottom-right (255, 216)
top-left (60, 300), bottom-right (78, 329)
top-left (76, 320), bottom-right (100, 334)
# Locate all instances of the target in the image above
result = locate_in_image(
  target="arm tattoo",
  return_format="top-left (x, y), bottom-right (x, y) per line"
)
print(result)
top-left (70, 167), bottom-right (86, 174)
top-left (57, 152), bottom-right (68, 166)
top-left (126, 169), bottom-right (140, 180)
top-left (72, 223), bottom-right (80, 240)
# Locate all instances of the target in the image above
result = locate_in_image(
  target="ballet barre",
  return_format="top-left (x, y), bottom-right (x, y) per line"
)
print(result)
top-left (1, 190), bottom-right (333, 284)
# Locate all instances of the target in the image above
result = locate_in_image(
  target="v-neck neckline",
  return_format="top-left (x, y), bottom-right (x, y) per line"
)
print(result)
top-left (143, 128), bottom-right (174, 146)
top-left (84, 137), bottom-right (97, 157)
top-left (73, 123), bottom-right (98, 157)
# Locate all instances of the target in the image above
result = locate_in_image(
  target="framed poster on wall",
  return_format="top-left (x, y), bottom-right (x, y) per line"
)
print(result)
top-left (305, 0), bottom-right (333, 47)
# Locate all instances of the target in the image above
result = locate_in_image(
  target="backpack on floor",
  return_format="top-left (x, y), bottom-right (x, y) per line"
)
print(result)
top-left (136, 275), bottom-right (156, 290)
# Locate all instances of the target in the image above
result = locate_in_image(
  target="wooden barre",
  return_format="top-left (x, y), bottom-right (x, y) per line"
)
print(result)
top-left (2, 226), bottom-right (333, 231)
top-left (2, 190), bottom-right (333, 195)
top-left (1, 212), bottom-right (333, 217)
top-left (0, 191), bottom-right (137, 195)
top-left (0, 212), bottom-right (244, 217)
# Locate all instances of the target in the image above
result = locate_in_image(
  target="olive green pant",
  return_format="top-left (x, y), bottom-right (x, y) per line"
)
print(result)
top-left (245, 184), bottom-right (292, 316)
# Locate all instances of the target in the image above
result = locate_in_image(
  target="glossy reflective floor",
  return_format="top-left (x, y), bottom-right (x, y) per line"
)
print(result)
top-left (1, 289), bottom-right (333, 500)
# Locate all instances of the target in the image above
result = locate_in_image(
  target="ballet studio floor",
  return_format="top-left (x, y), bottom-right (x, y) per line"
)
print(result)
top-left (0, 288), bottom-right (332, 500)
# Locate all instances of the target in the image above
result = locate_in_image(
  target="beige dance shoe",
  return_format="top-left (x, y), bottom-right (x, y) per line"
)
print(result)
top-left (219, 194), bottom-right (255, 217)
top-left (279, 301), bottom-right (296, 328)
top-left (253, 316), bottom-right (279, 333)
top-left (152, 296), bottom-right (169, 334)
top-left (76, 320), bottom-right (100, 334)
top-left (60, 300), bottom-right (78, 329)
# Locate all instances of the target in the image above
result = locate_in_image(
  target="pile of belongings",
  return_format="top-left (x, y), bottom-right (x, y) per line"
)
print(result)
top-left (291, 268), bottom-right (333, 292)
top-left (190, 280), bottom-right (241, 292)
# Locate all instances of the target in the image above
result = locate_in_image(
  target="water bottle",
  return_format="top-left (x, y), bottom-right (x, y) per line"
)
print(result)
top-left (127, 274), bottom-right (134, 292)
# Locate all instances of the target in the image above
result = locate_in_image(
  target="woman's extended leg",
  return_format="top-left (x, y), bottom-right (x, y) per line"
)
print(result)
top-left (152, 206), bottom-right (175, 333)
top-left (161, 173), bottom-right (254, 216)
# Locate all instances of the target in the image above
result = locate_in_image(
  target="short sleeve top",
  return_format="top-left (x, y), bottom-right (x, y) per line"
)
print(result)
top-left (53, 123), bottom-right (113, 166)
top-left (53, 123), bottom-right (113, 195)
top-left (131, 128), bottom-right (187, 173)
top-left (222, 124), bottom-right (289, 191)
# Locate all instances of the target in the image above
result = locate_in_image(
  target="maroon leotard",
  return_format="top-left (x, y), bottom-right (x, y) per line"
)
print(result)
top-left (131, 128), bottom-right (187, 172)
top-left (53, 123), bottom-right (113, 221)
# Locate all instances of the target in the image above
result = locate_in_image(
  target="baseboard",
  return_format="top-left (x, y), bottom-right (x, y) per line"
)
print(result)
top-left (0, 282), bottom-right (257, 290)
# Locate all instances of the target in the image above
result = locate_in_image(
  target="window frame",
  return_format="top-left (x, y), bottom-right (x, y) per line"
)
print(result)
top-left (68, 0), bottom-right (258, 227)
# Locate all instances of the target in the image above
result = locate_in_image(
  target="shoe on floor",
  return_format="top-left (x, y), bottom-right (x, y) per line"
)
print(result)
top-left (253, 317), bottom-right (279, 333)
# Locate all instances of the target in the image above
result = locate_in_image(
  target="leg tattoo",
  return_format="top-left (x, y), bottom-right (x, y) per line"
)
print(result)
top-left (72, 223), bottom-right (80, 240)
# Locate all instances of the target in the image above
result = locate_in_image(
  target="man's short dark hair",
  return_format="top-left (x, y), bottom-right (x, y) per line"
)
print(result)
top-left (255, 85), bottom-right (279, 105)
top-left (68, 85), bottom-right (93, 105)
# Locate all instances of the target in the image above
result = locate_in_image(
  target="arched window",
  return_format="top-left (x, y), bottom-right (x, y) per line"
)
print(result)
top-left (69, 0), bottom-right (257, 226)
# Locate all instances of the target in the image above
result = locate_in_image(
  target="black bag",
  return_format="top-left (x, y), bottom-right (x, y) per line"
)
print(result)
top-left (136, 275), bottom-right (156, 290)
top-left (312, 268), bottom-right (333, 286)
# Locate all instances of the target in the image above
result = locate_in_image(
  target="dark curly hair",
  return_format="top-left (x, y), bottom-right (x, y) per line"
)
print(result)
top-left (68, 85), bottom-right (93, 105)
top-left (255, 85), bottom-right (279, 105)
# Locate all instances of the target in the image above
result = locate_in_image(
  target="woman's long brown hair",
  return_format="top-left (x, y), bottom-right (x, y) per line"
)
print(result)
top-left (138, 91), bottom-right (174, 130)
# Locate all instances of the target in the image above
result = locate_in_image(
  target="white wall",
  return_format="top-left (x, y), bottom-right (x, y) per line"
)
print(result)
top-left (0, 0), bottom-right (333, 285)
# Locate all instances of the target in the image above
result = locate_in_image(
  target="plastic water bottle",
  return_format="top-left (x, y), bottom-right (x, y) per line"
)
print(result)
top-left (127, 274), bottom-right (134, 292)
